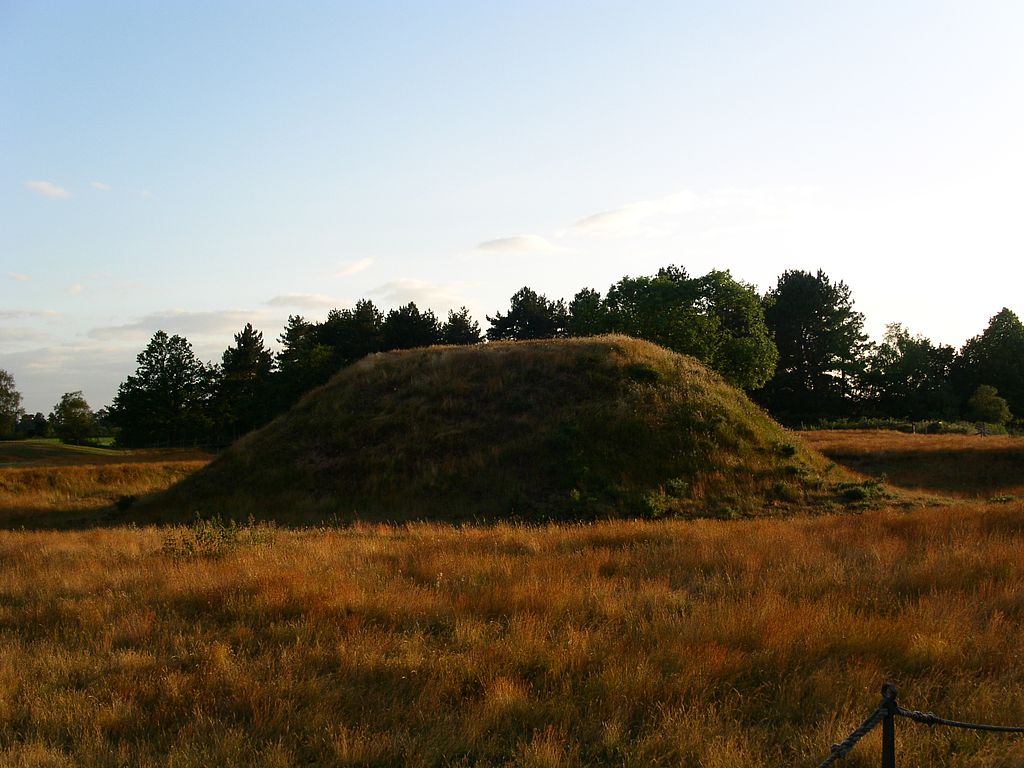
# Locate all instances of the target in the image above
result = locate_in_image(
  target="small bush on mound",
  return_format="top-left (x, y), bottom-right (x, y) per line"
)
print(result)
top-left (144, 336), bottom-right (849, 525)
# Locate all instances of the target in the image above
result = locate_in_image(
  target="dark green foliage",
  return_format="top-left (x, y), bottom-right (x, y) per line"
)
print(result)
top-left (486, 287), bottom-right (568, 341)
top-left (217, 323), bottom-right (275, 438)
top-left (863, 323), bottom-right (956, 420)
top-left (567, 288), bottom-right (608, 337)
top-left (318, 299), bottom-right (385, 368)
top-left (381, 302), bottom-right (441, 351)
top-left (50, 391), bottom-right (95, 444)
top-left (0, 369), bottom-right (22, 438)
top-left (835, 478), bottom-right (888, 503)
top-left (14, 412), bottom-right (50, 439)
top-left (953, 308), bottom-right (1024, 419)
top-left (603, 267), bottom-right (710, 356)
top-left (967, 384), bottom-right (1011, 425)
top-left (275, 302), bottom-right (387, 411)
top-left (602, 267), bottom-right (777, 390)
top-left (694, 270), bottom-right (779, 389)
top-left (440, 307), bottom-right (483, 345)
top-left (274, 315), bottom-right (329, 407)
top-left (760, 269), bottom-right (868, 420)
top-left (110, 331), bottom-right (215, 447)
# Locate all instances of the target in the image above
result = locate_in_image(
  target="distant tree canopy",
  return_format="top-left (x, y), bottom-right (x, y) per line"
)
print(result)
top-left (602, 267), bottom-right (778, 390)
top-left (566, 288), bottom-right (607, 337)
top-left (440, 307), bottom-right (483, 346)
top-left (952, 308), bottom-right (1024, 418)
top-left (759, 269), bottom-right (868, 420)
top-left (863, 324), bottom-right (956, 421)
top-left (0, 369), bottom-right (23, 439)
top-left (50, 391), bottom-right (95, 444)
top-left (217, 323), bottom-right (275, 437)
top-left (381, 302), bottom-right (441, 351)
top-left (111, 331), bottom-right (215, 447)
top-left (487, 288), bottom-right (568, 341)
top-left (15, 412), bottom-right (49, 439)
top-left (493, 268), bottom-right (778, 390)
top-left (98, 267), bottom-right (1024, 449)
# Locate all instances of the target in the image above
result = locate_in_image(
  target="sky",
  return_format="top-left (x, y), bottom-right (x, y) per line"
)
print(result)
top-left (4, 1), bottom-right (1024, 413)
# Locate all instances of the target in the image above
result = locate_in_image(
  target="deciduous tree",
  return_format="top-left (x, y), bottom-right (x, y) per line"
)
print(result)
top-left (967, 384), bottom-right (1011, 425)
top-left (602, 267), bottom-right (777, 389)
top-left (953, 308), bottom-right (1024, 419)
top-left (0, 369), bottom-right (23, 438)
top-left (111, 331), bottom-right (215, 447)
top-left (50, 391), bottom-right (95, 444)
top-left (863, 323), bottom-right (956, 420)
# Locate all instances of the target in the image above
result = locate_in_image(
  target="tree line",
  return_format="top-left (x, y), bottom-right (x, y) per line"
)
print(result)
top-left (1, 266), bottom-right (1021, 446)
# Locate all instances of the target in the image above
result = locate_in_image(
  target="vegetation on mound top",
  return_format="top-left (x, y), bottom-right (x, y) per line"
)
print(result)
top-left (145, 336), bottom-right (850, 524)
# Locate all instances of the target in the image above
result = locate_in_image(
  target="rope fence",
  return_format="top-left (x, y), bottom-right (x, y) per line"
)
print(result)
top-left (814, 683), bottom-right (1024, 768)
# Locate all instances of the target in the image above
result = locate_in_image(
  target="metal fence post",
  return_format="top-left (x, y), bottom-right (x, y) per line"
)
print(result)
top-left (881, 683), bottom-right (898, 768)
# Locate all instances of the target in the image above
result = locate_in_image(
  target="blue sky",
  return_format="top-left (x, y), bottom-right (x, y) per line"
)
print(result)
top-left (4, 1), bottom-right (1024, 412)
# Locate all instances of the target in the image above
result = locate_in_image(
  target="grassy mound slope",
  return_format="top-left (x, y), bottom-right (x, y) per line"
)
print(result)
top-left (146, 335), bottom-right (843, 524)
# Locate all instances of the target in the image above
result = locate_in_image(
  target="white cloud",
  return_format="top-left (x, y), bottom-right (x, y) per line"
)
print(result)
top-left (265, 293), bottom-right (341, 310)
top-left (68, 284), bottom-right (84, 296)
top-left (569, 191), bottom-right (699, 235)
top-left (335, 258), bottom-right (374, 278)
top-left (0, 341), bottom-right (139, 412)
top-left (8, 273), bottom-right (30, 282)
top-left (25, 180), bottom-right (70, 199)
top-left (370, 279), bottom-right (467, 313)
top-left (0, 309), bottom-right (59, 320)
top-left (0, 327), bottom-right (52, 345)
top-left (90, 181), bottom-right (112, 191)
top-left (88, 309), bottom-right (256, 341)
top-left (476, 235), bottom-right (560, 253)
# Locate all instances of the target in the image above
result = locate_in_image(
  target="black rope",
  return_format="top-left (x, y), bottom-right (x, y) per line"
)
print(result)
top-left (897, 706), bottom-right (1024, 734)
top-left (814, 704), bottom-right (889, 768)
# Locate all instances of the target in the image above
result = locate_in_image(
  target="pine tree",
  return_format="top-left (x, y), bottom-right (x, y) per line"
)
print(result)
top-left (486, 288), bottom-right (568, 341)
top-left (381, 302), bottom-right (441, 350)
top-left (440, 307), bottom-right (483, 345)
top-left (218, 323), bottom-right (275, 438)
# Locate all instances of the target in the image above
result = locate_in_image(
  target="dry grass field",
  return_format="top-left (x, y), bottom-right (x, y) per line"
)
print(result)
top-left (0, 431), bottom-right (1022, 766)
top-left (803, 430), bottom-right (1024, 499)
top-left (0, 461), bottom-right (208, 529)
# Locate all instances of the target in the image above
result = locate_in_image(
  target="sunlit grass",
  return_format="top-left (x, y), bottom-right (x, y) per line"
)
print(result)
top-left (0, 461), bottom-right (207, 527)
top-left (0, 427), bottom-right (1020, 765)
top-left (803, 430), bottom-right (1024, 499)
top-left (1, 507), bottom-right (1023, 766)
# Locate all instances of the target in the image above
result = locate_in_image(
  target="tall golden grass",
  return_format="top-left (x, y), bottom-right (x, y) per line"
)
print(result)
top-left (1, 505), bottom-right (1023, 766)
top-left (0, 461), bottom-right (207, 527)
